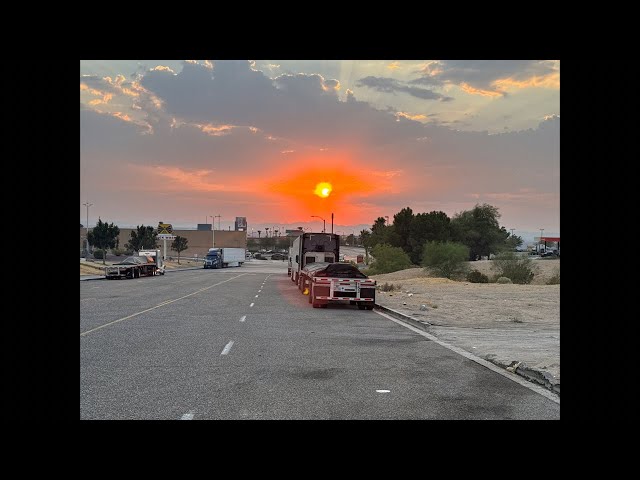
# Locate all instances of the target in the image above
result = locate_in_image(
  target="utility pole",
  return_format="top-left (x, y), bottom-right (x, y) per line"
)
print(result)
top-left (83, 202), bottom-right (93, 256)
top-left (539, 228), bottom-right (544, 253)
top-left (209, 215), bottom-right (215, 247)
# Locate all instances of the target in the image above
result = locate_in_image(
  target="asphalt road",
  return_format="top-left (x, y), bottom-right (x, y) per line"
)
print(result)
top-left (80, 261), bottom-right (560, 419)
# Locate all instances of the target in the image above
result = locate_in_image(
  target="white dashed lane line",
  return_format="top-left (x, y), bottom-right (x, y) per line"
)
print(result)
top-left (220, 341), bottom-right (234, 355)
top-left (240, 315), bottom-right (246, 322)
top-left (250, 303), bottom-right (254, 307)
top-left (181, 411), bottom-right (195, 420)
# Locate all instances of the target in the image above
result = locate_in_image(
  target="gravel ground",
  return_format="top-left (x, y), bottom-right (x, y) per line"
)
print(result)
top-left (370, 260), bottom-right (560, 383)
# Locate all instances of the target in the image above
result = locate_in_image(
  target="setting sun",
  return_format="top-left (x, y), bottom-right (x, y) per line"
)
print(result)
top-left (314, 182), bottom-right (332, 198)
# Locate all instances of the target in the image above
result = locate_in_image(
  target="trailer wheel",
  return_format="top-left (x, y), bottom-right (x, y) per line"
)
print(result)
top-left (309, 285), bottom-right (313, 303)
top-left (358, 304), bottom-right (366, 310)
top-left (366, 305), bottom-right (374, 310)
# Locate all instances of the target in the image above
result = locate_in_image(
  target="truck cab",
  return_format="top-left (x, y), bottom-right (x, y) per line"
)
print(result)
top-left (204, 248), bottom-right (221, 269)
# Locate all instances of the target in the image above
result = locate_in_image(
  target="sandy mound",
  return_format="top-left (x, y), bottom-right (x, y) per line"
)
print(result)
top-left (369, 258), bottom-right (559, 285)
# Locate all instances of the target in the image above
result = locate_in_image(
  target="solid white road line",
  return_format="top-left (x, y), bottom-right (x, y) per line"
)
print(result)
top-left (376, 390), bottom-right (391, 393)
top-left (374, 310), bottom-right (560, 404)
top-left (240, 315), bottom-right (246, 322)
top-left (80, 273), bottom-right (248, 337)
top-left (221, 341), bottom-right (234, 355)
top-left (250, 303), bottom-right (254, 307)
top-left (181, 411), bottom-right (195, 420)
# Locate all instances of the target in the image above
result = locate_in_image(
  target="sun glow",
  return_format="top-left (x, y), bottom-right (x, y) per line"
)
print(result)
top-left (315, 182), bottom-right (332, 198)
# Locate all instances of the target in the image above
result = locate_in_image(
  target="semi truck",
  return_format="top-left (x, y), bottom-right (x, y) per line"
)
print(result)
top-left (203, 247), bottom-right (245, 269)
top-left (289, 232), bottom-right (340, 286)
top-left (105, 249), bottom-right (165, 279)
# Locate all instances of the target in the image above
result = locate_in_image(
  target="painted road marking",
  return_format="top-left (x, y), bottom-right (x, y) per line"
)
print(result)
top-left (258, 290), bottom-right (262, 293)
top-left (80, 273), bottom-right (248, 337)
top-left (374, 310), bottom-right (560, 404)
top-left (240, 315), bottom-right (246, 322)
top-left (250, 303), bottom-right (255, 307)
top-left (221, 341), bottom-right (234, 355)
top-left (255, 295), bottom-right (259, 298)
top-left (376, 390), bottom-right (391, 393)
top-left (181, 411), bottom-right (195, 420)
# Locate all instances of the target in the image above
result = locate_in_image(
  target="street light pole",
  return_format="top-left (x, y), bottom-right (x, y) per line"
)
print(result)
top-left (311, 215), bottom-right (325, 233)
top-left (83, 202), bottom-right (93, 256)
top-left (209, 215), bottom-right (215, 248)
top-left (539, 228), bottom-right (544, 253)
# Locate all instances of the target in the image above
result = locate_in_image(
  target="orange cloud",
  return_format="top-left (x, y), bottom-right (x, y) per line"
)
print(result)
top-left (131, 165), bottom-right (248, 193)
top-left (396, 112), bottom-right (427, 121)
top-left (387, 62), bottom-right (401, 70)
top-left (460, 82), bottom-right (504, 97)
top-left (195, 123), bottom-right (235, 136)
top-left (151, 65), bottom-right (175, 73)
top-left (493, 71), bottom-right (560, 90)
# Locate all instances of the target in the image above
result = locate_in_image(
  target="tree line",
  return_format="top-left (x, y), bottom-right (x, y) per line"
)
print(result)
top-left (86, 221), bottom-right (189, 264)
top-left (359, 203), bottom-right (522, 265)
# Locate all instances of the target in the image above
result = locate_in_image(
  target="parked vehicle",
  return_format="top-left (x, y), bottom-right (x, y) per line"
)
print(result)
top-left (289, 232), bottom-right (339, 286)
top-left (298, 262), bottom-right (376, 309)
top-left (204, 247), bottom-right (245, 269)
top-left (105, 249), bottom-right (165, 279)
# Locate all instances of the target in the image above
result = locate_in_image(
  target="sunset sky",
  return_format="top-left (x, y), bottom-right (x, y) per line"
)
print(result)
top-left (80, 60), bottom-right (559, 239)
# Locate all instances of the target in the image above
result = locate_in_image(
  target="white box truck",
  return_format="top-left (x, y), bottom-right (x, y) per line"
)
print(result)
top-left (204, 247), bottom-right (245, 269)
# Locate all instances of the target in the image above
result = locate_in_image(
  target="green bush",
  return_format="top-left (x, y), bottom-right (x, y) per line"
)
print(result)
top-left (491, 252), bottom-right (537, 284)
top-left (367, 244), bottom-right (412, 275)
top-left (422, 241), bottom-right (470, 279)
top-left (467, 270), bottom-right (489, 283)
top-left (546, 267), bottom-right (560, 285)
top-left (93, 249), bottom-right (105, 259)
top-left (379, 282), bottom-right (402, 292)
top-left (496, 276), bottom-right (512, 284)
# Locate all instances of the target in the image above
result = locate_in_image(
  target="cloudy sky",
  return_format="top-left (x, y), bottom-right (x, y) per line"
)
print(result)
top-left (80, 60), bottom-right (559, 238)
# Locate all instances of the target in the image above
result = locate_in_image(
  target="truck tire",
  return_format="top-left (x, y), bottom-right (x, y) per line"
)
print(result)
top-left (358, 304), bottom-right (366, 310)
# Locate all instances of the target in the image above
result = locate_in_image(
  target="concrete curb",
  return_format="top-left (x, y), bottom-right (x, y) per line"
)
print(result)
top-left (374, 303), bottom-right (560, 396)
top-left (80, 275), bottom-right (105, 281)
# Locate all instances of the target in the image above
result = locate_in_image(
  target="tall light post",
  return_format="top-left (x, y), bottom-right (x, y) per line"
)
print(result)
top-left (83, 201), bottom-right (93, 256)
top-left (539, 228), bottom-right (544, 254)
top-left (311, 215), bottom-right (325, 233)
top-left (209, 215), bottom-right (215, 248)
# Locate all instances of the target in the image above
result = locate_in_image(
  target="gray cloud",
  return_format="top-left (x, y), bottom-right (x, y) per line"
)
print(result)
top-left (418, 60), bottom-right (557, 92)
top-left (356, 76), bottom-right (453, 101)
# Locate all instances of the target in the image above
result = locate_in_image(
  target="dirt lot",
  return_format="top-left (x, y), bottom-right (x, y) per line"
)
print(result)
top-left (369, 259), bottom-right (560, 381)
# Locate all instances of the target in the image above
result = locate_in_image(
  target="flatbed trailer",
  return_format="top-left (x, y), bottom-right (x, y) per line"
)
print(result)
top-left (298, 262), bottom-right (376, 309)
